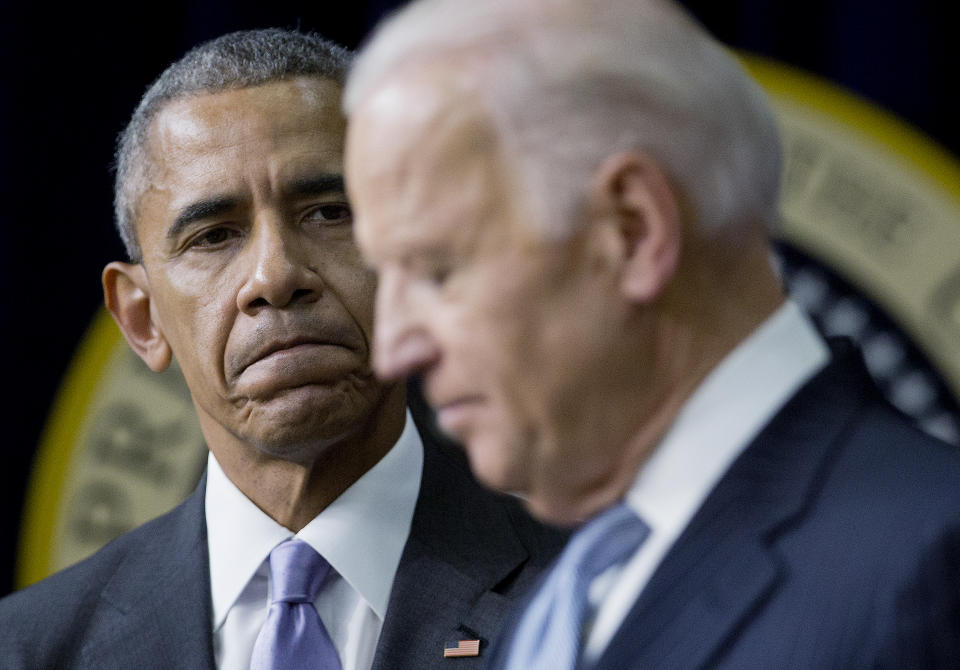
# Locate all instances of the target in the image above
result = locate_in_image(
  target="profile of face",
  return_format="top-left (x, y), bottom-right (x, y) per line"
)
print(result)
top-left (346, 76), bottom-right (676, 523)
top-left (105, 77), bottom-right (389, 464)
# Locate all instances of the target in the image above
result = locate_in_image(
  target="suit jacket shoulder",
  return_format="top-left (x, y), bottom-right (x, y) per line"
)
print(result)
top-left (0, 402), bottom-right (565, 670)
top-left (0, 479), bottom-right (215, 670)
top-left (594, 340), bottom-right (960, 669)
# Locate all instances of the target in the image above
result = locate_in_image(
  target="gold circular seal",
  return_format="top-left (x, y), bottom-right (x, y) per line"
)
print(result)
top-left (17, 56), bottom-right (960, 587)
top-left (17, 313), bottom-right (207, 587)
top-left (742, 56), bottom-right (960, 406)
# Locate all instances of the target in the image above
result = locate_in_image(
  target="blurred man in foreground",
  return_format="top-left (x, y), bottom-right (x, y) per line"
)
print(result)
top-left (0, 29), bottom-right (563, 670)
top-left (343, 0), bottom-right (960, 667)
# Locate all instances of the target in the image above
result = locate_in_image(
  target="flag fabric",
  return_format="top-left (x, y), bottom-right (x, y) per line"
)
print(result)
top-left (444, 639), bottom-right (481, 658)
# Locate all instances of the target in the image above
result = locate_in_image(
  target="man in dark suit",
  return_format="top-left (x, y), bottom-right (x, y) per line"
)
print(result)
top-left (0, 29), bottom-right (563, 669)
top-left (342, 0), bottom-right (960, 667)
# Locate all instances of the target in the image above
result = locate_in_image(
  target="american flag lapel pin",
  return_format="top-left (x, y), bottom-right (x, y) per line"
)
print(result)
top-left (443, 639), bottom-right (481, 658)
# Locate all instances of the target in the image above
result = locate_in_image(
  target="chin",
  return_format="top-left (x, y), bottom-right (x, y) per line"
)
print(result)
top-left (246, 383), bottom-right (383, 452)
top-left (526, 478), bottom-right (628, 527)
top-left (246, 410), bottom-right (355, 455)
top-left (522, 493), bottom-right (583, 527)
top-left (463, 431), bottom-right (530, 495)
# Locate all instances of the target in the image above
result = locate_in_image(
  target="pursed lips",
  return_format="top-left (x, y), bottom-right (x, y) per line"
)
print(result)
top-left (433, 395), bottom-right (484, 411)
top-left (254, 336), bottom-right (342, 363)
top-left (423, 376), bottom-right (485, 414)
top-left (429, 386), bottom-right (486, 418)
top-left (432, 395), bottom-right (486, 437)
top-left (229, 322), bottom-right (365, 380)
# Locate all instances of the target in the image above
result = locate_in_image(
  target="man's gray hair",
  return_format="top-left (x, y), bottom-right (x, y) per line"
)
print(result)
top-left (345, 0), bottom-right (781, 240)
top-left (115, 28), bottom-right (351, 262)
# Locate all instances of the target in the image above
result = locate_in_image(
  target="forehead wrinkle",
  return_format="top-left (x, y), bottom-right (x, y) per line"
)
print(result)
top-left (361, 75), bottom-right (511, 257)
top-left (131, 77), bottom-right (346, 228)
top-left (264, 144), bottom-right (344, 198)
top-left (141, 105), bottom-right (249, 210)
top-left (143, 99), bottom-right (346, 227)
top-left (149, 77), bottom-right (345, 167)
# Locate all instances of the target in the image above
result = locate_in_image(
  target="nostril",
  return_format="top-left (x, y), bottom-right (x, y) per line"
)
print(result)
top-left (290, 288), bottom-right (314, 303)
top-left (240, 284), bottom-right (316, 313)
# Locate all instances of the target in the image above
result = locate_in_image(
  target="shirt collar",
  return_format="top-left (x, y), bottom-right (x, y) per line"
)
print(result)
top-left (205, 409), bottom-right (424, 630)
top-left (625, 300), bottom-right (830, 544)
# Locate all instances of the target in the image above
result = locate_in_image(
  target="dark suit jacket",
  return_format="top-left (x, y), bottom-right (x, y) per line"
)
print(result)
top-left (0, 420), bottom-right (565, 669)
top-left (490, 341), bottom-right (960, 669)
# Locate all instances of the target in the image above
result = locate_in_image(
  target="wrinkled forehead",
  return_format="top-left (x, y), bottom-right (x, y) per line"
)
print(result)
top-left (128, 77), bottom-right (346, 219)
top-left (349, 61), bottom-right (509, 196)
top-left (353, 60), bottom-right (495, 148)
top-left (348, 70), bottom-right (521, 259)
top-left (149, 77), bottom-right (345, 167)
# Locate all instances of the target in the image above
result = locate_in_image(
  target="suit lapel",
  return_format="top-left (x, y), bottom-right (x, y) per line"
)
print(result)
top-left (68, 393), bottom-right (553, 670)
top-left (597, 343), bottom-right (874, 670)
top-left (372, 430), bottom-right (535, 670)
top-left (80, 477), bottom-right (216, 670)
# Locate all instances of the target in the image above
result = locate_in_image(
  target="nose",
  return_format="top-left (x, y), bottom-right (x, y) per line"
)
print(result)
top-left (373, 267), bottom-right (440, 381)
top-left (237, 219), bottom-right (321, 313)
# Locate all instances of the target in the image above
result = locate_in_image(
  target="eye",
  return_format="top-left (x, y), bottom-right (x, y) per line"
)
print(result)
top-left (304, 203), bottom-right (353, 226)
top-left (428, 263), bottom-right (451, 286)
top-left (186, 226), bottom-right (240, 249)
top-left (408, 257), bottom-right (452, 288)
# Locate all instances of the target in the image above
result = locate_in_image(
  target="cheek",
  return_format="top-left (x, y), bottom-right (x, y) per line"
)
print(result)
top-left (488, 282), bottom-right (598, 421)
top-left (154, 278), bottom-right (234, 369)
top-left (453, 299), bottom-right (533, 411)
top-left (354, 272), bottom-right (379, 333)
top-left (173, 304), bottom-right (224, 370)
top-left (323, 255), bottom-right (378, 337)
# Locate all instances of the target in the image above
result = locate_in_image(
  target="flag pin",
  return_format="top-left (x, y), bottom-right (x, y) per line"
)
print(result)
top-left (444, 639), bottom-right (481, 658)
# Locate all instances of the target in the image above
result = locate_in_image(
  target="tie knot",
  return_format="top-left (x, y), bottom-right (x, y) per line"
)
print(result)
top-left (565, 503), bottom-right (649, 583)
top-left (268, 538), bottom-right (331, 604)
top-left (502, 503), bottom-right (649, 670)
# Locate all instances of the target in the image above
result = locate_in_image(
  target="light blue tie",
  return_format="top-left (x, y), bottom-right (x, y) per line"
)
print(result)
top-left (505, 504), bottom-right (649, 670)
top-left (250, 538), bottom-right (343, 670)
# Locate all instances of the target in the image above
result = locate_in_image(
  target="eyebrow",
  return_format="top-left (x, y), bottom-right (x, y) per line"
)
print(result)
top-left (168, 196), bottom-right (239, 240)
top-left (289, 174), bottom-right (345, 197)
top-left (166, 174), bottom-right (346, 241)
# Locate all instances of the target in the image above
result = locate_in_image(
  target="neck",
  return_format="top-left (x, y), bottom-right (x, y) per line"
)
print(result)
top-left (624, 229), bottom-right (786, 479)
top-left (537, 231), bottom-right (785, 524)
top-left (206, 384), bottom-right (408, 531)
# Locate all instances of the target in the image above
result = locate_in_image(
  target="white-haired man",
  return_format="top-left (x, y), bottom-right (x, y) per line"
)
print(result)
top-left (343, 0), bottom-right (960, 667)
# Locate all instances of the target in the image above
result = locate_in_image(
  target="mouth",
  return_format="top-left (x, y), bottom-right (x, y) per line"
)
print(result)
top-left (254, 337), bottom-right (346, 364)
top-left (228, 320), bottom-right (371, 397)
top-left (232, 342), bottom-right (369, 398)
top-left (232, 319), bottom-right (365, 375)
top-left (433, 395), bottom-right (486, 436)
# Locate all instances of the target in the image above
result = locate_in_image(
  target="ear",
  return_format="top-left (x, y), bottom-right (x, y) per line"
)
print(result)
top-left (588, 151), bottom-right (682, 303)
top-left (102, 262), bottom-right (173, 372)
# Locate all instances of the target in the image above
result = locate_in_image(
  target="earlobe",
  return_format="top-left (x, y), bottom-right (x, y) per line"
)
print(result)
top-left (102, 262), bottom-right (172, 372)
top-left (589, 151), bottom-right (682, 303)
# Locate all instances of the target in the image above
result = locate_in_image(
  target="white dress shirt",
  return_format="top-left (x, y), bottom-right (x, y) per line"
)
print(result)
top-left (583, 300), bottom-right (830, 662)
top-left (205, 410), bottom-right (424, 670)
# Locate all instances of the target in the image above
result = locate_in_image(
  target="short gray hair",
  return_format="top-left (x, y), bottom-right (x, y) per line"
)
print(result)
top-left (115, 28), bottom-right (352, 262)
top-left (345, 0), bottom-right (781, 240)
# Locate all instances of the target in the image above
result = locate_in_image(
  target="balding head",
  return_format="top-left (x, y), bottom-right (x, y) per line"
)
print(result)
top-left (346, 0), bottom-right (782, 242)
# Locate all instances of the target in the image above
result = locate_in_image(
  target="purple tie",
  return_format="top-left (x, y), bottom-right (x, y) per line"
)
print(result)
top-left (250, 538), bottom-right (343, 670)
